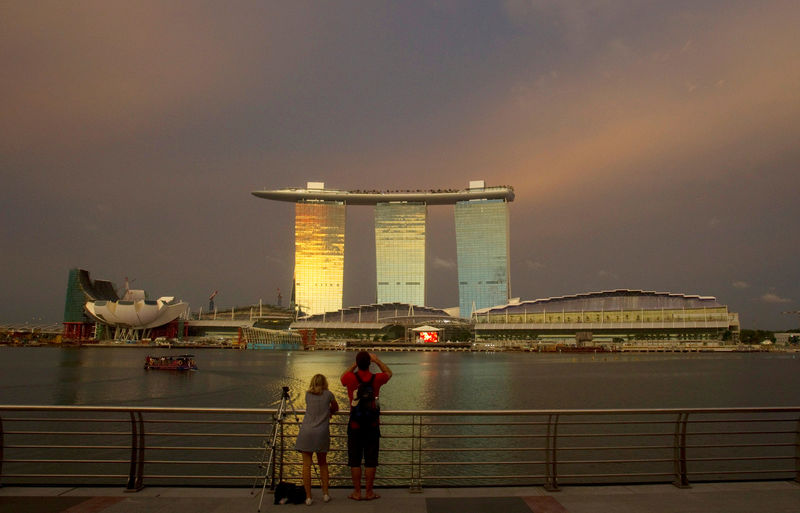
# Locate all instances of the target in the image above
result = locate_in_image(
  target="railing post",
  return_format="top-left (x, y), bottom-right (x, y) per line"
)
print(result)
top-left (409, 414), bottom-right (422, 492)
top-left (0, 414), bottom-right (4, 488)
top-left (795, 415), bottom-right (800, 485)
top-left (126, 411), bottom-right (145, 492)
top-left (672, 412), bottom-right (690, 488)
top-left (544, 413), bottom-right (560, 491)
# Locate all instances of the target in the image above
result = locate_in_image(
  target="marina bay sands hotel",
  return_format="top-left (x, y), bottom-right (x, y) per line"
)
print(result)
top-left (253, 181), bottom-right (514, 317)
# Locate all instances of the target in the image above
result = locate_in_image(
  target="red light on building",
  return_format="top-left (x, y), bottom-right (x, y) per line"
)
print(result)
top-left (419, 331), bottom-right (439, 343)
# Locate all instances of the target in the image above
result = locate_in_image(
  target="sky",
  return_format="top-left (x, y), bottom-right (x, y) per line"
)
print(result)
top-left (2, 1), bottom-right (799, 330)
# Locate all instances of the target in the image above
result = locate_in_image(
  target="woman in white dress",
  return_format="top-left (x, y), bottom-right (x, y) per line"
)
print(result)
top-left (295, 374), bottom-right (339, 505)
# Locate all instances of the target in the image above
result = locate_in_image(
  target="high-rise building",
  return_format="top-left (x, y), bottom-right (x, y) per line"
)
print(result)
top-left (252, 181), bottom-right (513, 317)
top-left (294, 201), bottom-right (346, 316)
top-left (455, 198), bottom-right (511, 316)
top-left (375, 202), bottom-right (427, 305)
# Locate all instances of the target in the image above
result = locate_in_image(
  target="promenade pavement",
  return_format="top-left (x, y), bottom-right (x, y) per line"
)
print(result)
top-left (2, 481), bottom-right (800, 513)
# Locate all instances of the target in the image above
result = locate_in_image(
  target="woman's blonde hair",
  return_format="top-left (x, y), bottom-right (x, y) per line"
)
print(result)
top-left (308, 374), bottom-right (328, 395)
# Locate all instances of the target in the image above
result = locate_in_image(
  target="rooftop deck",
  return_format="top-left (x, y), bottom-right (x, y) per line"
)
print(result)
top-left (251, 186), bottom-right (514, 205)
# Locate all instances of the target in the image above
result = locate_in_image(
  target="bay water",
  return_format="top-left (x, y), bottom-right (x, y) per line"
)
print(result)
top-left (2, 347), bottom-right (799, 410)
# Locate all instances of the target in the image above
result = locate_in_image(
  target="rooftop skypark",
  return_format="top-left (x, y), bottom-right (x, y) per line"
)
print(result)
top-left (251, 182), bottom-right (514, 205)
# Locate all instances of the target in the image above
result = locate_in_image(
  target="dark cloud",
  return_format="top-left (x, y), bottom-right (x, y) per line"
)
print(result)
top-left (1, 1), bottom-right (799, 329)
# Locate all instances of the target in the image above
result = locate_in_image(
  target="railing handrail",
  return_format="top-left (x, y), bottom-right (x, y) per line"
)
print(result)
top-left (2, 405), bottom-right (799, 415)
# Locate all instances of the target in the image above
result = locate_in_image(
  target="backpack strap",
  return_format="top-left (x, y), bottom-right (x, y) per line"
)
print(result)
top-left (354, 371), bottom-right (373, 385)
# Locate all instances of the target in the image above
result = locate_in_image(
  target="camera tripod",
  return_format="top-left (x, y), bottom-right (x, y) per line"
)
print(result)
top-left (253, 386), bottom-right (299, 512)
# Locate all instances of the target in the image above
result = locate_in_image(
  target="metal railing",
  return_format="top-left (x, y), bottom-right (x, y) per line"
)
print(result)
top-left (1, 405), bottom-right (798, 490)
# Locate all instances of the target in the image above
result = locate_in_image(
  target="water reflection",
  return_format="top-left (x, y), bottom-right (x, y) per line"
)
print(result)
top-left (1, 348), bottom-right (800, 409)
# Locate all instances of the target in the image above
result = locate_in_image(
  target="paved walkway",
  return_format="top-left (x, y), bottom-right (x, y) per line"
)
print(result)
top-left (2, 481), bottom-right (799, 513)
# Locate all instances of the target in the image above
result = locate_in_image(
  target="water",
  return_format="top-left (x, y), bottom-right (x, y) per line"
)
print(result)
top-left (1, 347), bottom-right (799, 410)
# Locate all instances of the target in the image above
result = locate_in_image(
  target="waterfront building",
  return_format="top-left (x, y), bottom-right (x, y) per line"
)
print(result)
top-left (286, 290), bottom-right (740, 347)
top-left (62, 268), bottom-right (120, 340)
top-left (455, 198), bottom-right (511, 316)
top-left (375, 202), bottom-right (427, 306)
top-left (62, 268), bottom-right (188, 341)
top-left (294, 200), bottom-right (346, 316)
top-left (472, 289), bottom-right (740, 345)
top-left (252, 181), bottom-right (515, 316)
top-left (290, 302), bottom-right (470, 343)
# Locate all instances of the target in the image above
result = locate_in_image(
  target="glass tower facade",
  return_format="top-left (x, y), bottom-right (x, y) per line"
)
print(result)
top-left (455, 199), bottom-right (510, 317)
top-left (375, 202), bottom-right (427, 306)
top-left (294, 201), bottom-right (346, 316)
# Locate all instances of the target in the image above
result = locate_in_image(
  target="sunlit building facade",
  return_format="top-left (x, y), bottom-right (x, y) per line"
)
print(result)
top-left (294, 201), bottom-right (346, 316)
top-left (455, 199), bottom-right (511, 316)
top-left (375, 202), bottom-right (427, 306)
top-left (253, 181), bottom-right (514, 317)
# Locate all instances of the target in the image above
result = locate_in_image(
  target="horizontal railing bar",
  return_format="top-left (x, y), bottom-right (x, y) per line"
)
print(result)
top-left (3, 445), bottom-right (269, 452)
top-left (421, 474), bottom-right (546, 480)
top-left (557, 472), bottom-right (675, 478)
top-left (3, 405), bottom-right (800, 415)
top-left (6, 416), bottom-right (792, 427)
top-left (145, 474), bottom-right (410, 480)
top-left (421, 447), bottom-right (546, 452)
top-left (1, 474), bottom-right (128, 478)
top-left (555, 458), bottom-right (673, 465)
top-left (685, 418), bottom-right (799, 424)
top-left (140, 460), bottom-right (259, 465)
top-left (558, 445), bottom-right (672, 451)
top-left (686, 443), bottom-right (795, 449)
top-left (421, 421), bottom-right (549, 427)
top-left (139, 432), bottom-right (269, 437)
top-left (147, 446), bottom-right (263, 451)
top-left (689, 469), bottom-right (795, 475)
top-left (3, 418), bottom-right (130, 423)
top-left (688, 456), bottom-right (795, 462)
top-left (423, 434), bottom-right (547, 439)
top-left (4, 445), bottom-right (130, 450)
top-left (687, 430), bottom-right (795, 436)
top-left (4, 431), bottom-right (129, 436)
top-left (379, 461), bottom-right (546, 466)
top-left (143, 420), bottom-right (271, 426)
top-left (3, 459), bottom-right (128, 464)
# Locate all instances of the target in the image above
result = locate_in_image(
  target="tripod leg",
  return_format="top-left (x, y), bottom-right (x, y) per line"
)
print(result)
top-left (256, 394), bottom-right (290, 511)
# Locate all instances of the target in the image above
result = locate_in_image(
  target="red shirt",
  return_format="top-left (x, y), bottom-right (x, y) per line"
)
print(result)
top-left (341, 369), bottom-right (390, 403)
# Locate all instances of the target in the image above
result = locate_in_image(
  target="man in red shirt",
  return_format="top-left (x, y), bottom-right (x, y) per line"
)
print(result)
top-left (340, 351), bottom-right (392, 501)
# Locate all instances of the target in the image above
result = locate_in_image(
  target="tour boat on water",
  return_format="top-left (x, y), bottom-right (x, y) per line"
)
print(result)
top-left (144, 354), bottom-right (198, 371)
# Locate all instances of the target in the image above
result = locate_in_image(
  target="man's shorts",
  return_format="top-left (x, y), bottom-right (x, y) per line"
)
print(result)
top-left (347, 427), bottom-right (380, 467)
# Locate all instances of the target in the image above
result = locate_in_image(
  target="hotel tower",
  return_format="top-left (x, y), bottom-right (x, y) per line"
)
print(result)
top-left (252, 181), bottom-right (514, 317)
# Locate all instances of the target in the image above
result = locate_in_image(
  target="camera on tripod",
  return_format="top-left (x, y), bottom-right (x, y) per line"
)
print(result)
top-left (252, 386), bottom-right (299, 511)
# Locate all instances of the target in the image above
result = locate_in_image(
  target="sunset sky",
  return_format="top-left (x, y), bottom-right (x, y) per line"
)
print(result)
top-left (2, 1), bottom-right (799, 329)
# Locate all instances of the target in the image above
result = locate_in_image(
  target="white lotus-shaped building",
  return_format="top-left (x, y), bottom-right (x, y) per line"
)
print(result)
top-left (85, 296), bottom-right (188, 339)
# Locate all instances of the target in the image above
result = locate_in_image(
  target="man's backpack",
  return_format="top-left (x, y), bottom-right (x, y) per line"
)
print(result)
top-left (349, 373), bottom-right (380, 429)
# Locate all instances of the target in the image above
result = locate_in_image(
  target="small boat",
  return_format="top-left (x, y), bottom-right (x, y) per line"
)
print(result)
top-left (144, 354), bottom-right (198, 371)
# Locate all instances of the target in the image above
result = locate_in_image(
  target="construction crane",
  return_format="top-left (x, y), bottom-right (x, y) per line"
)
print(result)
top-left (209, 291), bottom-right (218, 312)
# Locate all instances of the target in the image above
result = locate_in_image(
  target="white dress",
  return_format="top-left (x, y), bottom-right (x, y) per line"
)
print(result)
top-left (295, 390), bottom-right (334, 453)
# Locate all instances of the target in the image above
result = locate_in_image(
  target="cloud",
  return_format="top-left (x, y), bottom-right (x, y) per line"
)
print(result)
top-left (525, 259), bottom-right (546, 270)
top-left (760, 293), bottom-right (792, 304)
top-left (732, 281), bottom-right (749, 289)
top-left (597, 270), bottom-right (619, 279)
top-left (432, 257), bottom-right (456, 270)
